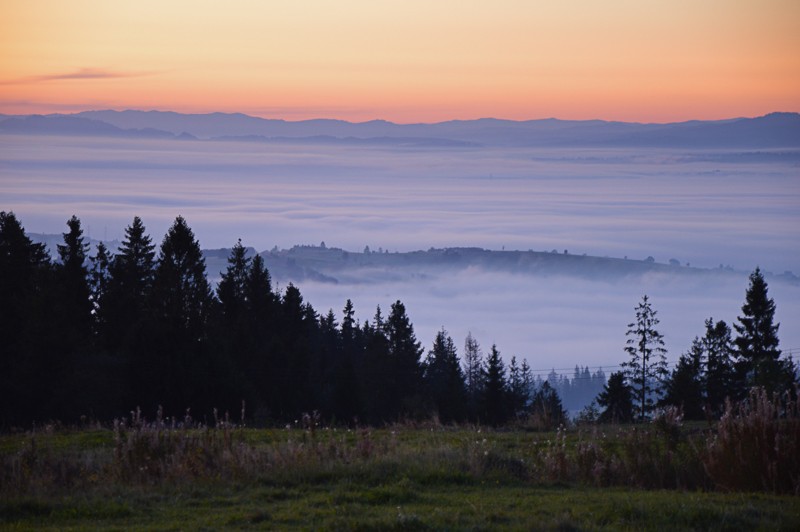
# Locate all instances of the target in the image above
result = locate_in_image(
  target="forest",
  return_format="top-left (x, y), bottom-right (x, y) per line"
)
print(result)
top-left (1, 211), bottom-right (797, 429)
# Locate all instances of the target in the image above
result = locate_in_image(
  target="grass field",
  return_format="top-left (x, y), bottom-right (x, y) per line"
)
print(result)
top-left (2, 398), bottom-right (799, 531)
top-left (4, 481), bottom-right (799, 530)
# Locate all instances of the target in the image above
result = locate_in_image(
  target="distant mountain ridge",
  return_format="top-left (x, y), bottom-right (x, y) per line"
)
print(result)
top-left (1, 110), bottom-right (798, 148)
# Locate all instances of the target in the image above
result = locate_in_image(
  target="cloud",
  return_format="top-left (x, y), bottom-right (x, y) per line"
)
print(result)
top-left (0, 68), bottom-right (156, 86)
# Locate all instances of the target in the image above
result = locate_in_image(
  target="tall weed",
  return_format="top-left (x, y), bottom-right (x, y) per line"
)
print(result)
top-left (703, 387), bottom-right (800, 494)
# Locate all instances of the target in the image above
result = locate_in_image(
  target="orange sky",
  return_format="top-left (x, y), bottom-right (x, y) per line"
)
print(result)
top-left (1, 0), bottom-right (798, 123)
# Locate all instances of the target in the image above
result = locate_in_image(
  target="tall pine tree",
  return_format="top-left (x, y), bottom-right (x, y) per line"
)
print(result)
top-left (622, 295), bottom-right (669, 421)
top-left (483, 344), bottom-right (508, 425)
top-left (143, 216), bottom-right (215, 414)
top-left (597, 371), bottom-right (634, 423)
top-left (734, 268), bottom-right (792, 393)
top-left (423, 329), bottom-right (467, 423)
top-left (0, 212), bottom-right (52, 426)
top-left (385, 300), bottom-right (424, 417)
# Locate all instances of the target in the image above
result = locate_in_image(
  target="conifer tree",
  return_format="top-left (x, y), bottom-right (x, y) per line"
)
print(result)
top-left (0, 212), bottom-right (52, 425)
top-left (423, 328), bottom-right (466, 422)
top-left (661, 339), bottom-right (704, 419)
top-left (483, 344), bottom-right (508, 425)
top-left (88, 242), bottom-right (112, 331)
top-left (702, 318), bottom-right (735, 415)
top-left (55, 215), bottom-right (92, 342)
top-left (386, 300), bottom-right (424, 416)
top-left (243, 253), bottom-right (277, 409)
top-left (597, 371), bottom-right (634, 423)
top-left (331, 300), bottom-right (360, 420)
top-left (143, 216), bottom-right (215, 414)
top-left (103, 216), bottom-right (156, 352)
top-left (622, 295), bottom-right (669, 421)
top-left (217, 239), bottom-right (249, 319)
top-left (245, 254), bottom-right (274, 316)
top-left (462, 332), bottom-right (484, 420)
top-left (360, 306), bottom-right (392, 423)
top-left (734, 268), bottom-right (791, 392)
top-left (275, 284), bottom-right (319, 415)
top-left (50, 216), bottom-right (95, 417)
top-left (152, 216), bottom-right (213, 332)
top-left (529, 381), bottom-right (567, 428)
top-left (507, 355), bottom-right (530, 416)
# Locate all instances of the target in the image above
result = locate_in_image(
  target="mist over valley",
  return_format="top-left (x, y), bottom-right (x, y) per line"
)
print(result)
top-left (4, 110), bottom-right (799, 371)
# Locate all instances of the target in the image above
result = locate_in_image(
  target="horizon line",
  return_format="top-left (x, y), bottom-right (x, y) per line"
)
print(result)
top-left (3, 107), bottom-right (798, 127)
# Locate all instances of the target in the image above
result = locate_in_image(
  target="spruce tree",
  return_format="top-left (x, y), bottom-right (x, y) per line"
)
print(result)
top-left (360, 306), bottom-right (392, 423)
top-left (386, 300), bottom-right (424, 416)
top-left (245, 254), bottom-right (274, 317)
top-left (103, 216), bottom-right (155, 352)
top-left (462, 332), bottom-right (484, 420)
top-left (52, 216), bottom-right (94, 418)
top-left (332, 300), bottom-right (360, 421)
top-left (423, 328), bottom-right (466, 422)
top-left (88, 242), bottom-right (112, 332)
top-left (217, 239), bottom-right (249, 319)
top-left (144, 216), bottom-right (215, 414)
top-left (734, 268), bottom-right (790, 392)
top-left (0, 212), bottom-right (52, 425)
top-left (152, 216), bottom-right (213, 333)
top-left (621, 295), bottom-right (669, 421)
top-left (702, 318), bottom-right (735, 415)
top-left (507, 356), bottom-right (530, 416)
top-left (596, 371), bottom-right (634, 423)
top-left (529, 381), bottom-right (567, 429)
top-left (483, 344), bottom-right (508, 425)
top-left (55, 215), bottom-right (92, 342)
top-left (661, 339), bottom-right (704, 419)
top-left (275, 284), bottom-right (318, 416)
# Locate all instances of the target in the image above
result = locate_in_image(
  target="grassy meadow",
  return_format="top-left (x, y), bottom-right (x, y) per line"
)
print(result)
top-left (2, 389), bottom-right (799, 530)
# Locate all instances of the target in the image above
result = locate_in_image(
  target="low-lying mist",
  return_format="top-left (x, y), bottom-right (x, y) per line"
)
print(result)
top-left (280, 266), bottom-right (800, 373)
top-left (3, 135), bottom-right (798, 272)
top-left (3, 134), bottom-right (798, 370)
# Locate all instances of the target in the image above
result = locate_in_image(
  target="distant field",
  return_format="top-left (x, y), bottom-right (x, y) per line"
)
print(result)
top-left (2, 421), bottom-right (798, 530)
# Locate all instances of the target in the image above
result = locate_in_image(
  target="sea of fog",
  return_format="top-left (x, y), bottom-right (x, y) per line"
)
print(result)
top-left (2, 135), bottom-right (798, 370)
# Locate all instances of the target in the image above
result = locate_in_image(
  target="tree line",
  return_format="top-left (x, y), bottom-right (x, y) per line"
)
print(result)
top-left (1, 212), bottom-right (569, 428)
top-left (597, 275), bottom-right (797, 423)
top-left (2, 212), bottom-right (796, 429)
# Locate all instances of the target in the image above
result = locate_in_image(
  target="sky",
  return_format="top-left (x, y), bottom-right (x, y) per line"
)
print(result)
top-left (1, 0), bottom-right (799, 123)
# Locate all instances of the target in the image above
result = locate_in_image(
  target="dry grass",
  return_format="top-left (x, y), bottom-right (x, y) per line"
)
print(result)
top-left (703, 387), bottom-right (800, 494)
top-left (2, 388), bottom-right (799, 498)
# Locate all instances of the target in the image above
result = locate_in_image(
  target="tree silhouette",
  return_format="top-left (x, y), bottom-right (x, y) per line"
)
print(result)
top-left (52, 216), bottom-right (95, 417)
top-left (734, 268), bottom-right (791, 393)
top-left (423, 328), bottom-right (466, 422)
top-left (462, 332), bottom-right (484, 420)
top-left (507, 356), bottom-right (531, 417)
top-left (144, 216), bottom-right (215, 413)
top-left (661, 339), bottom-right (704, 419)
top-left (596, 371), bottom-right (634, 423)
top-left (0, 212), bottom-right (52, 426)
top-left (483, 344), bottom-right (508, 425)
top-left (702, 318), bottom-right (735, 416)
top-left (529, 381), bottom-right (567, 428)
top-left (88, 242), bottom-right (112, 333)
top-left (55, 215), bottom-right (92, 343)
top-left (103, 216), bottom-right (156, 354)
top-left (385, 300), bottom-right (424, 417)
top-left (622, 295), bottom-right (668, 421)
top-left (217, 239), bottom-right (250, 320)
